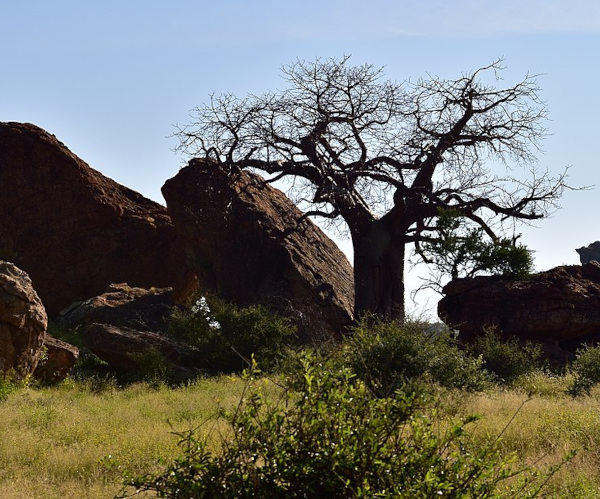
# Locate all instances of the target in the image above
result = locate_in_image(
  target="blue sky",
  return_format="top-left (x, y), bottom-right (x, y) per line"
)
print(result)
top-left (2, 1), bottom-right (599, 315)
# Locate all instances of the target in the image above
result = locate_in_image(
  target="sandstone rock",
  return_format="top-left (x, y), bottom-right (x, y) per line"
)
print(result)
top-left (162, 159), bottom-right (355, 338)
top-left (577, 241), bottom-right (600, 264)
top-left (34, 334), bottom-right (79, 383)
top-left (0, 122), bottom-right (197, 317)
top-left (438, 262), bottom-right (600, 351)
top-left (0, 261), bottom-right (47, 377)
top-left (57, 283), bottom-right (176, 333)
top-left (81, 323), bottom-right (204, 379)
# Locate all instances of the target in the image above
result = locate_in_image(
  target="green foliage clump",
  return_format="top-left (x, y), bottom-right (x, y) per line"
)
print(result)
top-left (122, 356), bottom-right (557, 498)
top-left (167, 295), bottom-right (297, 373)
top-left (342, 317), bottom-right (489, 395)
top-left (423, 208), bottom-right (534, 281)
top-left (469, 329), bottom-right (544, 384)
top-left (567, 344), bottom-right (600, 397)
top-left (126, 347), bottom-right (173, 386)
top-left (0, 376), bottom-right (18, 402)
top-left (47, 321), bottom-right (83, 348)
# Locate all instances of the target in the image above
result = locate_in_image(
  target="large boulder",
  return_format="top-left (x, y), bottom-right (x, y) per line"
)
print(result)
top-left (162, 159), bottom-right (355, 338)
top-left (0, 261), bottom-right (47, 377)
top-left (577, 241), bottom-right (600, 264)
top-left (438, 262), bottom-right (600, 351)
top-left (34, 334), bottom-right (79, 384)
top-left (0, 122), bottom-right (197, 317)
top-left (57, 283), bottom-right (176, 333)
top-left (80, 323), bottom-right (205, 379)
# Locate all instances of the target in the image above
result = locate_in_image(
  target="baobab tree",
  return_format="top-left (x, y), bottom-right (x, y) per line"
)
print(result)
top-left (175, 57), bottom-right (568, 321)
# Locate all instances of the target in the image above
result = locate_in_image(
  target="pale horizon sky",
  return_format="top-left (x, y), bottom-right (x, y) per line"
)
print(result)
top-left (2, 1), bottom-right (599, 317)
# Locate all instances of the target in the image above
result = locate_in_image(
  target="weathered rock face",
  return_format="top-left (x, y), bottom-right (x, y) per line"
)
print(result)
top-left (162, 160), bottom-right (355, 338)
top-left (34, 334), bottom-right (79, 383)
top-left (81, 323), bottom-right (204, 379)
top-left (0, 261), bottom-right (47, 376)
top-left (0, 122), bottom-right (197, 317)
top-left (438, 262), bottom-right (600, 350)
top-left (57, 283), bottom-right (176, 333)
top-left (577, 241), bottom-right (600, 264)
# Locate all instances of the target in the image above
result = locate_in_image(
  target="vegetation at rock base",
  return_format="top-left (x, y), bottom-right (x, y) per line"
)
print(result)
top-left (166, 294), bottom-right (298, 373)
top-left (567, 344), bottom-right (600, 397)
top-left (338, 316), bottom-right (489, 396)
top-left (4, 315), bottom-right (600, 497)
top-left (468, 328), bottom-right (545, 384)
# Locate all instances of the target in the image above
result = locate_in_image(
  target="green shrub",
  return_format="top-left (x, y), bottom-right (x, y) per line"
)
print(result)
top-left (0, 376), bottom-right (17, 402)
top-left (342, 317), bottom-right (488, 396)
top-left (47, 321), bottom-right (83, 348)
top-left (422, 208), bottom-right (534, 281)
top-left (469, 329), bottom-right (543, 384)
top-left (121, 356), bottom-right (564, 498)
top-left (167, 295), bottom-right (297, 373)
top-left (126, 347), bottom-right (173, 386)
top-left (567, 344), bottom-right (600, 397)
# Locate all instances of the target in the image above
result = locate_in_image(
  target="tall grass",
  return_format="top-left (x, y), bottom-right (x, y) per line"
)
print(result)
top-left (4, 314), bottom-right (600, 497)
top-left (0, 376), bottom-right (276, 498)
top-left (446, 387), bottom-right (600, 496)
top-left (0, 374), bottom-right (600, 497)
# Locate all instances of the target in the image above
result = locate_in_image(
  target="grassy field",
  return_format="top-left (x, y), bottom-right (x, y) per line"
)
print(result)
top-left (0, 376), bottom-right (279, 498)
top-left (443, 380), bottom-right (600, 497)
top-left (0, 372), bottom-right (599, 498)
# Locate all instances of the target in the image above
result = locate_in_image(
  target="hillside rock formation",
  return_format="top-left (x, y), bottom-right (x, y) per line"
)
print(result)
top-left (162, 159), bottom-right (355, 338)
top-left (577, 241), bottom-right (600, 264)
top-left (57, 283), bottom-right (175, 333)
top-left (0, 261), bottom-right (47, 377)
top-left (0, 122), bottom-right (197, 316)
top-left (438, 262), bottom-right (600, 352)
top-left (81, 323), bottom-right (204, 379)
top-left (34, 334), bottom-right (79, 383)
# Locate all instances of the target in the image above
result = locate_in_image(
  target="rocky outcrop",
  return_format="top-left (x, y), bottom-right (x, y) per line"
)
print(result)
top-left (57, 283), bottom-right (176, 333)
top-left (0, 122), bottom-right (197, 317)
top-left (81, 323), bottom-right (204, 379)
top-left (34, 334), bottom-right (79, 383)
top-left (438, 262), bottom-right (600, 351)
top-left (577, 241), bottom-right (600, 264)
top-left (0, 261), bottom-right (47, 377)
top-left (162, 159), bottom-right (355, 338)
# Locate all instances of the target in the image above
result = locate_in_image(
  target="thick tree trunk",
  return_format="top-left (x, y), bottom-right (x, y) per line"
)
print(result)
top-left (352, 219), bottom-right (406, 321)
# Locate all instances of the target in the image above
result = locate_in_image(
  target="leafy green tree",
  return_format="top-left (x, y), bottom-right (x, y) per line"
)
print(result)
top-left (419, 208), bottom-right (534, 287)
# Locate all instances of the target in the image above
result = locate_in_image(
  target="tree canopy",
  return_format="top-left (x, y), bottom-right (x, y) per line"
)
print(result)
top-left (175, 56), bottom-right (569, 320)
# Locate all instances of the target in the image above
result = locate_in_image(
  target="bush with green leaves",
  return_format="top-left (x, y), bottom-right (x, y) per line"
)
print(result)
top-left (567, 344), bottom-right (600, 397)
top-left (167, 295), bottom-right (297, 373)
top-left (422, 208), bottom-right (534, 282)
top-left (121, 356), bottom-right (564, 498)
top-left (469, 329), bottom-right (544, 384)
top-left (341, 317), bottom-right (489, 395)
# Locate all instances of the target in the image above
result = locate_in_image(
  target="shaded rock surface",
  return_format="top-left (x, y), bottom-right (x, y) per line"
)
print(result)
top-left (0, 261), bottom-right (47, 376)
top-left (438, 262), bottom-right (600, 351)
top-left (34, 334), bottom-right (79, 383)
top-left (577, 241), bottom-right (600, 264)
top-left (0, 122), bottom-right (197, 317)
top-left (162, 159), bottom-right (355, 338)
top-left (81, 323), bottom-right (204, 379)
top-left (57, 283), bottom-right (176, 333)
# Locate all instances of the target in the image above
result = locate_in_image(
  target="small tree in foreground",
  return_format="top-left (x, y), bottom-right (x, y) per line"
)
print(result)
top-left (121, 357), bottom-right (568, 498)
top-left (175, 57), bottom-right (569, 320)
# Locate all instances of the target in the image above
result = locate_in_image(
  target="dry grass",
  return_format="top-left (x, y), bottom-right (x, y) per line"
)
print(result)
top-left (0, 376), bottom-right (270, 498)
top-left (441, 381), bottom-right (600, 498)
top-left (2, 372), bottom-right (600, 497)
